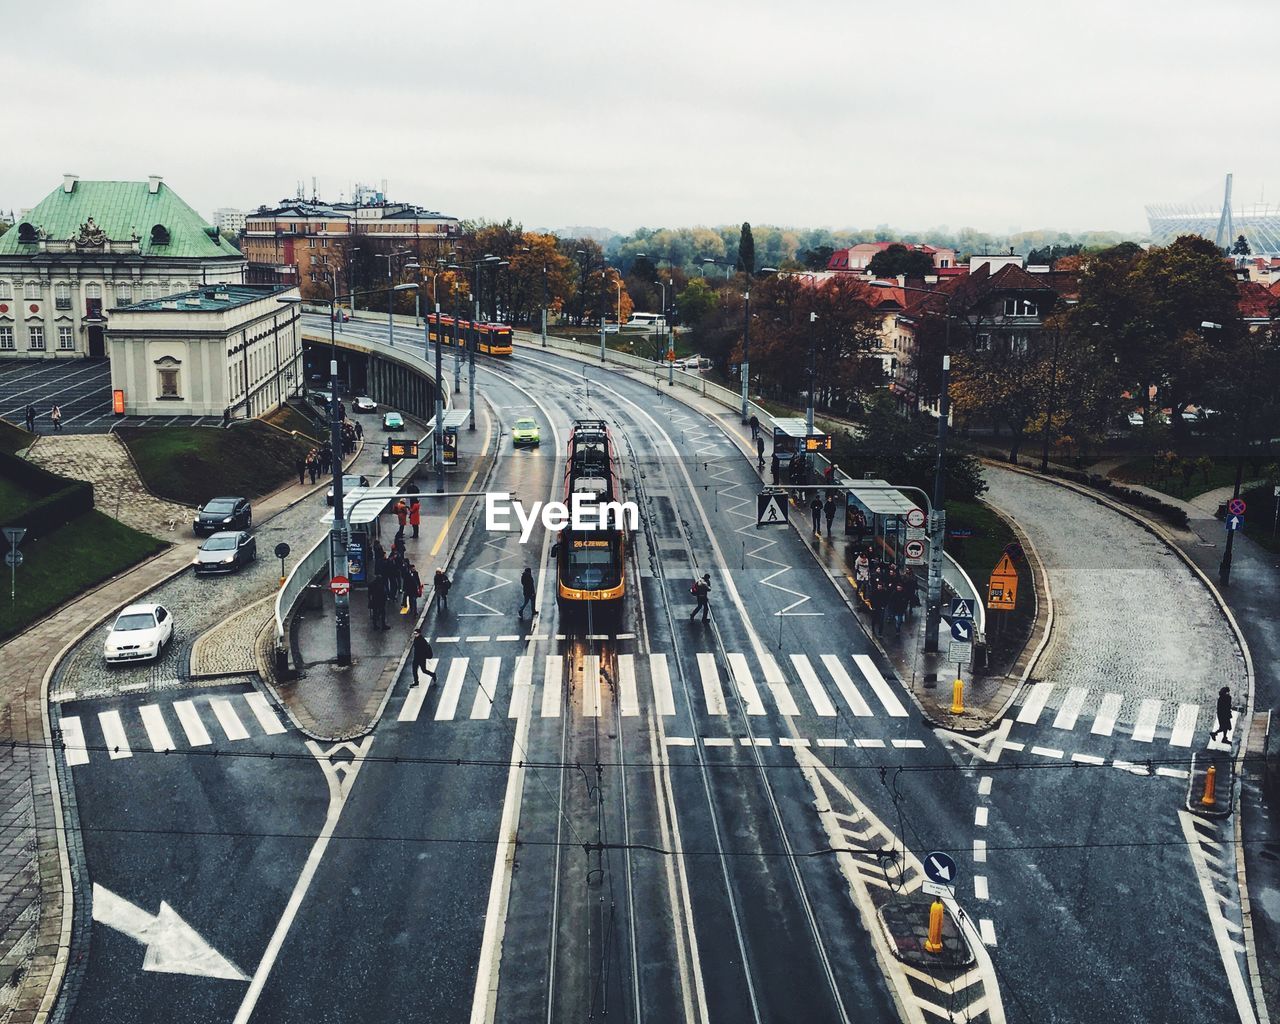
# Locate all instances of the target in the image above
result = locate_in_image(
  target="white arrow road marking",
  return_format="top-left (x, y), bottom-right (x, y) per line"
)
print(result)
top-left (91, 884), bottom-right (248, 980)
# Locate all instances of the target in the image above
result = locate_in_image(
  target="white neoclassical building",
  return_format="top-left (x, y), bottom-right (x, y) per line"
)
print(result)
top-left (107, 284), bottom-right (301, 418)
top-left (0, 175), bottom-right (246, 361)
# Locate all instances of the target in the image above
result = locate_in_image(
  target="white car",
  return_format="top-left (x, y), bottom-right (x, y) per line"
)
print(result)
top-left (353, 396), bottom-right (377, 414)
top-left (103, 603), bottom-right (174, 663)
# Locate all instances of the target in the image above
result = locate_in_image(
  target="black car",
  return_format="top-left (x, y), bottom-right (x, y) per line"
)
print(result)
top-left (193, 496), bottom-right (252, 536)
top-left (193, 531), bottom-right (257, 574)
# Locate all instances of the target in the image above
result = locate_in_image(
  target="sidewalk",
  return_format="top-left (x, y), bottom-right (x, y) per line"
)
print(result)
top-left (0, 443), bottom-right (355, 1024)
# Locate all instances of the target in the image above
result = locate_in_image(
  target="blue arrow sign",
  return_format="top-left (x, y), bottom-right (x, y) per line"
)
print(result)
top-left (950, 619), bottom-right (973, 642)
top-left (949, 598), bottom-right (975, 621)
top-left (1226, 515), bottom-right (1244, 532)
top-left (923, 851), bottom-right (957, 886)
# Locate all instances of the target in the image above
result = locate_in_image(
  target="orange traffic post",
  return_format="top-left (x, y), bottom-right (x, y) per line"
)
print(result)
top-left (924, 899), bottom-right (945, 954)
top-left (950, 678), bottom-right (965, 715)
top-left (1200, 764), bottom-right (1217, 806)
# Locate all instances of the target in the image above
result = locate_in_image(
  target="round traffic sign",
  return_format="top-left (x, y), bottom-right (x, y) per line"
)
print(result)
top-left (1228, 497), bottom-right (1247, 516)
top-left (330, 575), bottom-right (350, 596)
top-left (274, 542), bottom-right (291, 560)
top-left (4, 550), bottom-right (22, 568)
top-left (906, 508), bottom-right (926, 529)
top-left (905, 539), bottom-right (925, 559)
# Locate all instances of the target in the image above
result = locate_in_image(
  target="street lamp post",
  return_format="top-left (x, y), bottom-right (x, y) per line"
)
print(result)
top-left (806, 311), bottom-right (818, 434)
top-left (376, 249), bottom-right (413, 348)
top-left (738, 267), bottom-right (776, 423)
top-left (541, 264), bottom-right (548, 347)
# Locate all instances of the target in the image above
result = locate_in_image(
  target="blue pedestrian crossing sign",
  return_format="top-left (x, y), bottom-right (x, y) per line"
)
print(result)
top-left (950, 619), bottom-right (973, 642)
top-left (923, 851), bottom-right (958, 886)
top-left (949, 598), bottom-right (975, 621)
top-left (757, 491), bottom-right (788, 527)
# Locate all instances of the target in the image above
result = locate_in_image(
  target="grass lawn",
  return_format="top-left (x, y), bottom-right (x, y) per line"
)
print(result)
top-left (263, 403), bottom-right (328, 445)
top-left (119, 421), bottom-right (313, 505)
top-left (0, 420), bottom-right (35, 455)
top-left (0, 477), bottom-right (40, 523)
top-left (0, 511), bottom-right (166, 643)
top-left (1108, 456), bottom-right (1242, 500)
top-left (944, 499), bottom-right (1016, 593)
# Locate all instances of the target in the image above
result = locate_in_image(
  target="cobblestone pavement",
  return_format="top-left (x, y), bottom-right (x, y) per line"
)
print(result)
top-left (24, 434), bottom-right (190, 539)
top-left (188, 594), bottom-right (275, 677)
top-left (984, 466), bottom-right (1247, 712)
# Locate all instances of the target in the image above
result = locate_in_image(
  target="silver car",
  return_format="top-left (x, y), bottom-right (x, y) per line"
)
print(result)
top-left (193, 531), bottom-right (257, 574)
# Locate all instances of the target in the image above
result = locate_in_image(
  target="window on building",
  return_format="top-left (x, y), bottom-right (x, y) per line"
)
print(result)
top-left (974, 334), bottom-right (990, 351)
top-left (58, 326), bottom-right (75, 351)
top-left (144, 282), bottom-right (160, 300)
top-left (0, 281), bottom-right (11, 301)
top-left (159, 367), bottom-right (180, 397)
top-left (940, 259), bottom-right (950, 268)
top-left (0, 327), bottom-right (13, 351)
top-left (116, 283), bottom-right (133, 305)
top-left (28, 326), bottom-right (45, 351)
top-left (1003, 298), bottom-right (1038, 317)
top-left (24, 282), bottom-right (40, 301)
top-left (1011, 333), bottom-right (1030, 354)
top-left (85, 283), bottom-right (102, 300)
top-left (54, 283), bottom-right (72, 310)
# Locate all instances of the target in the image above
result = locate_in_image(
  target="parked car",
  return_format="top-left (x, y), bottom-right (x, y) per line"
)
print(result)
top-left (383, 411), bottom-right (405, 431)
top-left (327, 474), bottom-right (370, 505)
top-left (103, 603), bottom-right (173, 663)
top-left (676, 356), bottom-right (711, 370)
top-left (193, 531), bottom-right (257, 574)
top-left (353, 396), bottom-right (377, 414)
top-left (512, 417), bottom-right (541, 447)
top-left (310, 389), bottom-right (333, 409)
top-left (193, 496), bottom-right (251, 536)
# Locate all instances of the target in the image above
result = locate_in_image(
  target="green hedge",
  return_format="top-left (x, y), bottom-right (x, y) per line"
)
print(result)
top-left (0, 451), bottom-right (94, 541)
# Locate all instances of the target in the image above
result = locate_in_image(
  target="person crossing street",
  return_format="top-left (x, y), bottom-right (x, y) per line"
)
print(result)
top-left (689, 573), bottom-right (711, 622)
top-left (410, 628), bottom-right (436, 687)
top-left (1210, 686), bottom-right (1233, 742)
top-left (518, 567), bottom-right (537, 617)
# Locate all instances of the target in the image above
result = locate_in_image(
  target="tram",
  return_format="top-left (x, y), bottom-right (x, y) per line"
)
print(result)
top-left (554, 419), bottom-right (627, 613)
top-left (425, 313), bottom-right (514, 357)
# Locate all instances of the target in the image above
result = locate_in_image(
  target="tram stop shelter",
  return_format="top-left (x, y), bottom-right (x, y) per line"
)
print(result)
top-left (841, 479), bottom-right (923, 566)
top-left (320, 486), bottom-right (402, 585)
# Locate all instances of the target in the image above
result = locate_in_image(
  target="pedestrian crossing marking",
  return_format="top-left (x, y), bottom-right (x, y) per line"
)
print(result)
top-left (1051, 687), bottom-right (1087, 731)
top-left (697, 653), bottom-right (728, 717)
top-left (649, 653), bottom-right (675, 717)
top-left (60, 716), bottom-right (90, 766)
top-left (583, 655), bottom-right (601, 717)
top-left (1017, 681), bottom-right (1054, 725)
top-left (617, 654), bottom-right (640, 717)
top-left (470, 657), bottom-right (500, 719)
top-left (1090, 693), bottom-right (1122, 736)
top-left (508, 656), bottom-right (533, 719)
top-left (726, 653), bottom-right (765, 715)
top-left (399, 662), bottom-right (437, 722)
top-left (819, 655), bottom-right (873, 717)
top-left (244, 692), bottom-right (286, 735)
top-left (853, 654), bottom-right (909, 718)
top-left (173, 700), bottom-right (212, 746)
top-left (138, 704), bottom-right (176, 753)
top-left (790, 654), bottom-right (837, 717)
top-left (541, 655), bottom-right (562, 718)
top-left (99, 710), bottom-right (132, 759)
top-left (758, 651), bottom-right (800, 716)
top-left (1131, 699), bottom-right (1161, 743)
top-left (1170, 704), bottom-right (1199, 747)
top-left (435, 658), bottom-right (468, 721)
top-left (209, 698), bottom-right (249, 741)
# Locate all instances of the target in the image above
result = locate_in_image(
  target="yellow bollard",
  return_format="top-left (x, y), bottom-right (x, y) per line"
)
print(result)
top-left (279, 575), bottom-right (287, 589)
top-left (950, 678), bottom-right (965, 715)
top-left (1200, 764), bottom-right (1217, 806)
top-left (924, 899), bottom-right (945, 954)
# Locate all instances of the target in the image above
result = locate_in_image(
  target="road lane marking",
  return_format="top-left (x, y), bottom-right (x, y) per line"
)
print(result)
top-left (508, 656), bottom-right (533, 719)
top-left (1156, 767), bottom-right (1191, 779)
top-left (726, 653), bottom-right (765, 715)
top-left (617, 654), bottom-right (640, 717)
top-left (138, 705), bottom-right (176, 752)
top-left (1091, 693), bottom-right (1122, 736)
top-left (648, 653), bottom-right (676, 716)
top-left (852, 654), bottom-right (908, 717)
top-left (244, 692), bottom-right (286, 735)
top-left (757, 651), bottom-right (800, 716)
top-left (98, 710), bottom-right (132, 759)
top-left (465, 635), bottom-right (491, 643)
top-left (973, 839), bottom-right (987, 863)
top-left (779, 737), bottom-right (811, 747)
top-left (541, 655), bottom-right (562, 718)
top-left (172, 701), bottom-right (211, 746)
top-left (1030, 746), bottom-right (1063, 759)
top-left (1170, 703), bottom-right (1199, 747)
top-left (1052, 686), bottom-right (1088, 731)
top-left (979, 919), bottom-right (997, 947)
top-left (974, 875), bottom-right (989, 900)
top-left (582, 655), bottom-right (601, 717)
top-left (853, 738), bottom-right (884, 748)
top-left (789, 654), bottom-right (837, 717)
top-left (974, 807), bottom-right (989, 827)
top-left (740, 737), bottom-right (772, 747)
top-left (663, 737), bottom-right (695, 747)
top-left (1071, 752), bottom-right (1105, 764)
top-left (435, 658), bottom-right (469, 720)
top-left (1016, 681), bottom-right (1054, 725)
top-left (59, 716), bottom-right (90, 766)
top-left (892, 739), bottom-right (925, 749)
top-left (399, 661), bottom-right (437, 721)
top-left (470, 657), bottom-right (500, 719)
top-left (703, 737), bottom-right (733, 747)
top-left (209, 698), bottom-right (250, 741)
top-left (696, 653), bottom-right (728, 716)
top-left (978, 776), bottom-right (992, 796)
top-left (495, 635), bottom-right (520, 642)
top-left (1131, 699), bottom-right (1162, 742)
top-left (819, 654), bottom-right (873, 716)
top-left (817, 738), bottom-right (847, 748)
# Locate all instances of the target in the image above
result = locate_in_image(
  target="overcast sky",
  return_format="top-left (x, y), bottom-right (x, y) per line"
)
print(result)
top-left (3, 0), bottom-right (1276, 237)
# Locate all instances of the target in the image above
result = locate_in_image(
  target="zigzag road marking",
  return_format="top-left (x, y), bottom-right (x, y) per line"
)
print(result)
top-left (460, 534), bottom-right (519, 617)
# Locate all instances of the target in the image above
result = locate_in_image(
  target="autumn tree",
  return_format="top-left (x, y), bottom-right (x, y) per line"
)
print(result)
top-left (737, 222), bottom-right (756, 275)
top-left (867, 244), bottom-right (935, 279)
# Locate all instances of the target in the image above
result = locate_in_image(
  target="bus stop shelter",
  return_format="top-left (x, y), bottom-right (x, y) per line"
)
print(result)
top-left (320, 486), bottom-right (402, 584)
top-left (842, 479), bottom-right (922, 564)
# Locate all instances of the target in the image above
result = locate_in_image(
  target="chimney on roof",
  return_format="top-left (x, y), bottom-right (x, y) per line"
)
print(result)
top-left (62, 175), bottom-right (79, 194)
top-left (896, 274), bottom-right (906, 287)
top-left (148, 175), bottom-right (163, 195)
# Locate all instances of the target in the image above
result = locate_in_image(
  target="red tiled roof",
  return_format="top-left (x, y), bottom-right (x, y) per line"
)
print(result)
top-left (1238, 280), bottom-right (1278, 319)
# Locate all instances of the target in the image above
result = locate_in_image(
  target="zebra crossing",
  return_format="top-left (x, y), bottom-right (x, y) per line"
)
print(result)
top-left (394, 651), bottom-right (910, 724)
top-left (1012, 681), bottom-right (1227, 749)
top-left (58, 690), bottom-right (288, 769)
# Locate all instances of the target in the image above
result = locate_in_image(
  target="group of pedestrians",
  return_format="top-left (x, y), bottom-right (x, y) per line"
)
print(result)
top-left (23, 403), bottom-right (61, 433)
top-left (852, 549), bottom-right (919, 637)
top-left (392, 496), bottom-right (422, 538)
top-left (366, 535), bottom-right (433, 629)
top-left (809, 491), bottom-right (840, 537)
top-left (298, 443), bottom-right (336, 486)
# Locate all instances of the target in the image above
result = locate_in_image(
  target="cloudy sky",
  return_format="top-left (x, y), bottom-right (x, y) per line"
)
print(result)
top-left (3, 0), bottom-right (1276, 236)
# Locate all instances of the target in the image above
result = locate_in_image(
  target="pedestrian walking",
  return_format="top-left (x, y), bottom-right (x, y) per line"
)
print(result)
top-left (392, 528), bottom-right (407, 560)
top-left (518, 567), bottom-right (537, 617)
top-left (24, 404), bottom-right (36, 432)
top-left (756, 435), bottom-right (765, 470)
top-left (404, 562), bottom-right (422, 618)
top-left (409, 499), bottom-right (421, 538)
top-left (749, 414), bottom-right (760, 442)
top-left (307, 452), bottom-right (319, 485)
top-left (411, 629), bottom-right (436, 687)
top-left (1210, 686), bottom-right (1233, 742)
top-left (851, 508), bottom-right (867, 545)
top-left (689, 573), bottom-right (711, 623)
top-left (50, 404), bottom-right (62, 431)
top-left (854, 551), bottom-right (870, 598)
top-left (295, 454), bottom-right (306, 486)
top-left (903, 567), bottom-right (919, 616)
top-left (369, 573), bottom-right (389, 630)
top-left (870, 582), bottom-right (888, 637)
top-left (823, 494), bottom-right (837, 536)
top-left (320, 442), bottom-right (333, 475)
top-left (890, 583), bottom-right (910, 635)
top-left (823, 461), bottom-right (836, 485)
top-left (770, 453), bottom-right (780, 486)
top-left (354, 419), bottom-right (363, 440)
top-left (383, 554), bottom-right (402, 604)
top-left (810, 496), bottom-right (823, 536)
top-left (434, 568), bottom-right (451, 611)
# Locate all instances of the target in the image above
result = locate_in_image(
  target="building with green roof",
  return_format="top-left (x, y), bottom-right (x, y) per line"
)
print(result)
top-left (0, 175), bottom-right (247, 361)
